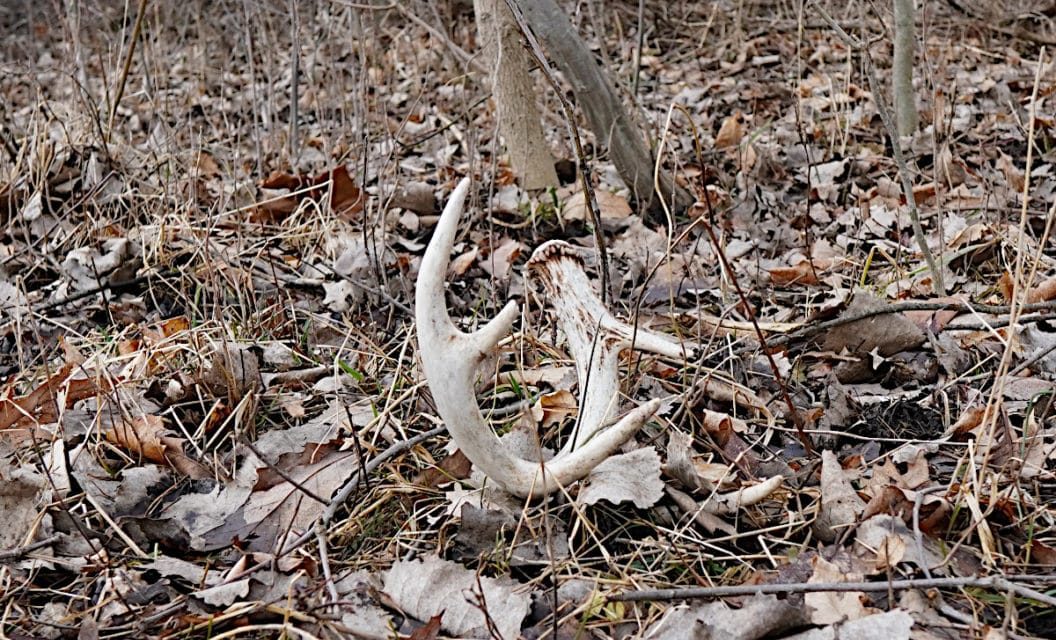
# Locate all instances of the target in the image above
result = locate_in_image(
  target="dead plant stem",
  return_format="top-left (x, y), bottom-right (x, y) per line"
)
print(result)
top-left (106, 0), bottom-right (150, 144)
top-left (610, 574), bottom-right (1056, 605)
top-left (810, 0), bottom-right (945, 294)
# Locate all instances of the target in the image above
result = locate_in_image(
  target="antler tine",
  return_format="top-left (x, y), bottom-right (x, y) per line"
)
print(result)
top-left (415, 178), bottom-right (528, 493)
top-left (416, 178), bottom-right (519, 349)
top-left (528, 242), bottom-right (693, 453)
top-left (416, 179), bottom-right (676, 498)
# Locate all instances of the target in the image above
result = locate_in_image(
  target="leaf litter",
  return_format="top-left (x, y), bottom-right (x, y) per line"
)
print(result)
top-left (1, 1), bottom-right (1056, 639)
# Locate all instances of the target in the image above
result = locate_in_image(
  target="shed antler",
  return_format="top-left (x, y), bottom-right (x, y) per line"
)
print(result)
top-left (416, 178), bottom-right (691, 498)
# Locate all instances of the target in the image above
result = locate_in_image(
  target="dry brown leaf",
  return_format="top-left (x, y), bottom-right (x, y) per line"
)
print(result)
top-left (911, 181), bottom-right (937, 204)
top-left (561, 188), bottom-right (632, 223)
top-left (820, 291), bottom-right (925, 358)
top-left (479, 238), bottom-right (523, 280)
top-left (1027, 275), bottom-right (1056, 303)
top-left (0, 363), bottom-right (86, 432)
top-left (937, 144), bottom-right (966, 188)
top-left (447, 246), bottom-right (479, 277)
top-left (666, 430), bottom-right (737, 493)
top-left (382, 556), bottom-right (530, 639)
top-left (643, 594), bottom-right (807, 639)
top-left (534, 389), bottom-right (577, 429)
top-left (194, 151), bottom-right (221, 178)
top-left (949, 405), bottom-right (986, 438)
top-left (408, 450), bottom-right (472, 493)
top-left (856, 514), bottom-right (944, 571)
top-left (256, 165), bottom-right (363, 223)
top-left (107, 414), bottom-right (168, 462)
top-left (106, 415), bottom-right (210, 480)
top-left (903, 296), bottom-right (963, 332)
top-left (0, 463), bottom-right (46, 549)
top-left (715, 111), bottom-right (746, 149)
top-left (869, 450), bottom-right (929, 491)
top-left (806, 555), bottom-right (869, 624)
top-left (815, 450), bottom-right (866, 543)
top-left (769, 261), bottom-right (821, 286)
top-left (579, 447), bottom-right (663, 508)
top-left (998, 271), bottom-right (1014, 301)
top-left (997, 152), bottom-right (1025, 192)
top-left (688, 186), bottom-right (731, 216)
top-left (408, 614), bottom-right (443, 640)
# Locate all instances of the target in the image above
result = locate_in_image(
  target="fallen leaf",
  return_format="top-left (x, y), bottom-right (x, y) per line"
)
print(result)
top-left (715, 111), bottom-right (747, 149)
top-left (1027, 275), bottom-right (1056, 303)
top-left (561, 188), bottom-right (632, 223)
top-left (643, 594), bottom-right (806, 640)
top-left (579, 447), bottom-right (663, 508)
top-left (106, 415), bottom-right (211, 480)
top-left (0, 461), bottom-right (46, 549)
top-left (533, 389), bottom-right (577, 429)
top-left (997, 152), bottom-right (1025, 192)
top-left (769, 261), bottom-right (821, 286)
top-left (820, 292), bottom-right (926, 375)
top-left (382, 556), bottom-right (530, 640)
top-left (806, 555), bottom-right (868, 624)
top-left (855, 514), bottom-right (943, 571)
top-left (256, 165), bottom-right (363, 223)
top-left (1, 363), bottom-right (81, 432)
top-left (408, 614), bottom-right (443, 640)
top-left (814, 450), bottom-right (866, 543)
top-left (479, 238), bottom-right (523, 280)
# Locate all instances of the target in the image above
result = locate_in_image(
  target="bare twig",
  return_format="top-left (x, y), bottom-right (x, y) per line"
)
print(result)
top-left (674, 104), bottom-right (812, 453)
top-left (610, 574), bottom-right (1056, 605)
top-left (393, 3), bottom-right (484, 72)
top-left (762, 299), bottom-right (1056, 350)
top-left (0, 534), bottom-right (61, 561)
top-left (810, 0), bottom-right (945, 294)
top-left (106, 0), bottom-right (150, 144)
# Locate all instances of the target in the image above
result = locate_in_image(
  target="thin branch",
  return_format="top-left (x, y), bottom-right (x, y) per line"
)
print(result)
top-left (320, 425), bottom-right (446, 526)
top-left (106, 0), bottom-right (149, 144)
top-left (393, 3), bottom-right (484, 72)
top-left (609, 574), bottom-right (1056, 605)
top-left (0, 534), bottom-right (61, 561)
top-left (762, 299), bottom-right (1056, 350)
top-left (810, 0), bottom-right (945, 294)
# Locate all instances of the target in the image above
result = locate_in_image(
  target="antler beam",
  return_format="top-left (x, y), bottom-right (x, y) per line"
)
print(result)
top-left (415, 178), bottom-right (691, 498)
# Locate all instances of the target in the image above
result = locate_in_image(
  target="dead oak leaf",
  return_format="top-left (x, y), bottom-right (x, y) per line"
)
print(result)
top-left (1027, 275), bottom-right (1056, 303)
top-left (382, 556), bottom-right (530, 640)
top-left (1, 364), bottom-right (106, 437)
top-left (561, 188), bottom-right (632, 223)
top-left (769, 261), bottom-right (821, 286)
top-left (820, 291), bottom-right (925, 358)
top-left (715, 111), bottom-right (747, 149)
top-left (579, 446), bottom-right (663, 508)
top-left (814, 450), bottom-right (866, 543)
top-left (255, 165), bottom-right (363, 223)
top-left (106, 415), bottom-right (210, 480)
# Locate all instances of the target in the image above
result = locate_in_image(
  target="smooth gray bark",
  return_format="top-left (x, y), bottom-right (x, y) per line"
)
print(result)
top-left (519, 0), bottom-right (694, 213)
top-left (893, 0), bottom-right (917, 136)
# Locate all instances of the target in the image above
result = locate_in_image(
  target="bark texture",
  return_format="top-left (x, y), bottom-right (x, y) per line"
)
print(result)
top-left (519, 0), bottom-right (694, 213)
top-left (893, 0), bottom-right (918, 136)
top-left (474, 0), bottom-right (559, 190)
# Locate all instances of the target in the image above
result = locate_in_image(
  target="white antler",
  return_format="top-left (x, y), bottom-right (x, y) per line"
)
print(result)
top-left (416, 178), bottom-right (692, 498)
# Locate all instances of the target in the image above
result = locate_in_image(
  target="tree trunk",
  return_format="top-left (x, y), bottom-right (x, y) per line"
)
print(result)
top-left (893, 0), bottom-right (917, 136)
top-left (474, 0), bottom-right (559, 190)
top-left (519, 0), bottom-right (694, 213)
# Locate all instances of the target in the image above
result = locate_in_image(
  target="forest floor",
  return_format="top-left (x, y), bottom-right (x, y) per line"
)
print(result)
top-left (1, 1), bottom-right (1056, 638)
